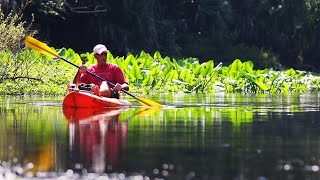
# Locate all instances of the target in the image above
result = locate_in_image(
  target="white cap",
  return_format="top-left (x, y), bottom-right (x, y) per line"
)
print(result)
top-left (93, 44), bottom-right (108, 54)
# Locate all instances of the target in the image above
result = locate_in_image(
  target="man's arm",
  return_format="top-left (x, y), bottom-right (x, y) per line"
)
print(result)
top-left (120, 83), bottom-right (129, 91)
top-left (72, 65), bottom-right (87, 85)
top-left (72, 69), bottom-right (82, 85)
top-left (113, 83), bottom-right (129, 91)
top-left (113, 66), bottom-right (129, 91)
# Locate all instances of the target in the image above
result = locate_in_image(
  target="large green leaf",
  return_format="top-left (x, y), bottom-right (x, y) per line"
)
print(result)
top-left (166, 70), bottom-right (179, 82)
top-left (178, 59), bottom-right (186, 68)
top-left (242, 61), bottom-right (254, 74)
top-left (132, 64), bottom-right (143, 80)
top-left (180, 69), bottom-right (192, 80)
top-left (149, 67), bottom-right (161, 76)
top-left (172, 58), bottom-right (182, 70)
top-left (85, 53), bottom-right (95, 66)
top-left (230, 59), bottom-right (243, 72)
top-left (229, 59), bottom-right (243, 79)
top-left (153, 51), bottom-right (162, 60)
top-left (186, 58), bottom-right (199, 69)
top-left (106, 51), bottom-right (114, 63)
top-left (200, 60), bottom-right (214, 76)
top-left (254, 80), bottom-right (269, 91)
top-left (193, 63), bottom-right (204, 76)
top-left (141, 76), bottom-right (154, 86)
top-left (286, 68), bottom-right (296, 76)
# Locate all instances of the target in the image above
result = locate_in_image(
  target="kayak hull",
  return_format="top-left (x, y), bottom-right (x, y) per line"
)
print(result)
top-left (63, 91), bottom-right (132, 108)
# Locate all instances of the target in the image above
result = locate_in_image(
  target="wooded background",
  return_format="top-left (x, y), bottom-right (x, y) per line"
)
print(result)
top-left (2, 0), bottom-right (320, 70)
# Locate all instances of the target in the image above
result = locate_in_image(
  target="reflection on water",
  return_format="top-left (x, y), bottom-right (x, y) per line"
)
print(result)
top-left (0, 93), bottom-right (320, 179)
top-left (25, 143), bottom-right (55, 173)
top-left (64, 107), bottom-right (128, 174)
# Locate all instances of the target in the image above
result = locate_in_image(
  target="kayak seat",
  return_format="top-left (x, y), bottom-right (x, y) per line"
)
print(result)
top-left (78, 83), bottom-right (94, 91)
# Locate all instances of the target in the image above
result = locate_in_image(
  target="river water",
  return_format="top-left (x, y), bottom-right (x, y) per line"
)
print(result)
top-left (1, 93), bottom-right (320, 179)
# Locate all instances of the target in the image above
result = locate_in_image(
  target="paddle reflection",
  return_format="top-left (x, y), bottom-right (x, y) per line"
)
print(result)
top-left (63, 107), bottom-right (128, 173)
top-left (24, 143), bottom-right (55, 173)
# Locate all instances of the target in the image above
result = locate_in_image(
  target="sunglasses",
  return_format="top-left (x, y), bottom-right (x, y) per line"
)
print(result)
top-left (97, 53), bottom-right (107, 56)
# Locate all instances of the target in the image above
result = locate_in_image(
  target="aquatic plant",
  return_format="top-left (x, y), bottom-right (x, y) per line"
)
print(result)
top-left (1, 46), bottom-right (320, 95)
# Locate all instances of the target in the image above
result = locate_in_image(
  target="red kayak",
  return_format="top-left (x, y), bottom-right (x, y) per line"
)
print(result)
top-left (63, 91), bottom-right (132, 108)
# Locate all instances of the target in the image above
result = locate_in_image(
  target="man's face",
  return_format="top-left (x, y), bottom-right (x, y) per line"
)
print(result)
top-left (95, 52), bottom-right (107, 63)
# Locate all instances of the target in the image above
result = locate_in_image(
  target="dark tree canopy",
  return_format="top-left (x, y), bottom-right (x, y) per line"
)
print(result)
top-left (3, 0), bottom-right (320, 70)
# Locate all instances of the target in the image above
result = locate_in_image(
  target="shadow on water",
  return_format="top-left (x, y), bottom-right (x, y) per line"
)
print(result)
top-left (1, 93), bottom-right (320, 179)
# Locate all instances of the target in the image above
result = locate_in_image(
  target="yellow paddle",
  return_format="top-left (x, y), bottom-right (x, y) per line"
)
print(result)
top-left (24, 36), bottom-right (163, 108)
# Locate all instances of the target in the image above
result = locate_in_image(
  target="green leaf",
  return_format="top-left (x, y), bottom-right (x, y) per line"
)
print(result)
top-left (142, 76), bottom-right (154, 86)
top-left (286, 68), bottom-right (296, 76)
top-left (85, 53), bottom-right (95, 66)
top-left (166, 70), bottom-right (179, 82)
top-left (180, 69), bottom-right (191, 80)
top-left (230, 59), bottom-right (243, 72)
top-left (153, 51), bottom-right (162, 60)
top-left (200, 60), bottom-right (214, 76)
top-left (229, 59), bottom-right (243, 79)
top-left (194, 63), bottom-right (204, 75)
top-left (106, 51), bottom-right (114, 62)
top-left (235, 80), bottom-right (246, 90)
top-left (132, 64), bottom-right (143, 80)
top-left (178, 59), bottom-right (186, 67)
top-left (149, 67), bottom-right (160, 76)
top-left (172, 58), bottom-right (181, 70)
top-left (254, 80), bottom-right (269, 91)
top-left (242, 61), bottom-right (254, 74)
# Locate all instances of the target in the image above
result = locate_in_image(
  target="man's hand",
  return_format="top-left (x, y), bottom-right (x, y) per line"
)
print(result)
top-left (79, 65), bottom-right (87, 73)
top-left (73, 65), bottom-right (87, 85)
top-left (114, 83), bottom-right (122, 91)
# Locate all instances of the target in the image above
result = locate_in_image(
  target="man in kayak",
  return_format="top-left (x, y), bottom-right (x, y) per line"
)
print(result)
top-left (72, 44), bottom-right (129, 98)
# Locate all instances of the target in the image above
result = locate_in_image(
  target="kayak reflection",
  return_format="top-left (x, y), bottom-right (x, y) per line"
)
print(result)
top-left (63, 107), bottom-right (128, 174)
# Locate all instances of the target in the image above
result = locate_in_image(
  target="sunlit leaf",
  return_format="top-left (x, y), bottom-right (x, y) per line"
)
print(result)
top-left (132, 64), bottom-right (143, 80)
top-left (153, 51), bottom-right (162, 60)
top-left (230, 59), bottom-right (243, 72)
top-left (235, 80), bottom-right (246, 90)
top-left (106, 51), bottom-right (114, 62)
top-left (149, 67), bottom-right (161, 76)
top-left (286, 68), bottom-right (296, 76)
top-left (201, 60), bottom-right (214, 76)
top-left (180, 69), bottom-right (191, 80)
top-left (242, 61), bottom-right (254, 74)
top-left (194, 63), bottom-right (204, 75)
top-left (172, 58), bottom-right (182, 70)
top-left (166, 70), bottom-right (179, 82)
top-left (141, 76), bottom-right (154, 86)
top-left (254, 80), bottom-right (269, 91)
top-left (160, 62), bottom-right (173, 77)
top-left (125, 54), bottom-right (134, 65)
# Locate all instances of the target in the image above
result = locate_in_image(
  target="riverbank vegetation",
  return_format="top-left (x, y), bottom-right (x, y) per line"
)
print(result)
top-left (1, 3), bottom-right (320, 96)
top-left (1, 46), bottom-right (320, 95)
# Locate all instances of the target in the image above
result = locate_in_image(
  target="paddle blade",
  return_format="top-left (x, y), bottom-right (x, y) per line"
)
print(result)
top-left (136, 97), bottom-right (163, 108)
top-left (24, 36), bottom-right (61, 59)
top-left (137, 107), bottom-right (162, 116)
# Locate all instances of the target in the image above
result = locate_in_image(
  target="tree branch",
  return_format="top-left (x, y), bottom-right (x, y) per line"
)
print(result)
top-left (3, 76), bottom-right (43, 81)
top-left (65, 2), bottom-right (108, 14)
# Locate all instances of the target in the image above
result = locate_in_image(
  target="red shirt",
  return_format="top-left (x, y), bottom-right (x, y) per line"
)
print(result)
top-left (80, 63), bottom-right (128, 87)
